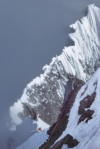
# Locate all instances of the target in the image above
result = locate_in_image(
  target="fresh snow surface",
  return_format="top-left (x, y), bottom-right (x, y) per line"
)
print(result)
top-left (53, 68), bottom-right (100, 149)
top-left (33, 118), bottom-right (49, 130)
top-left (62, 144), bottom-right (68, 149)
top-left (13, 118), bottom-right (49, 149)
top-left (10, 4), bottom-right (100, 126)
top-left (0, 117), bottom-right (49, 149)
top-left (16, 129), bottom-right (49, 149)
top-left (15, 117), bottom-right (49, 149)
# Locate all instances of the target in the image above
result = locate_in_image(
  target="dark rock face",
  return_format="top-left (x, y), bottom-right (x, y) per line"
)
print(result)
top-left (18, 103), bottom-right (37, 120)
top-left (78, 109), bottom-right (94, 124)
top-left (51, 134), bottom-right (79, 149)
top-left (22, 61), bottom-right (68, 125)
top-left (39, 78), bottom-right (98, 149)
top-left (39, 86), bottom-right (81, 149)
top-left (18, 81), bottom-right (72, 125)
top-left (78, 91), bottom-right (96, 124)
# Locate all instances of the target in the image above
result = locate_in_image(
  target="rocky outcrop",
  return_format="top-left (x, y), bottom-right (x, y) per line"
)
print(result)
top-left (78, 92), bottom-right (96, 124)
top-left (39, 85), bottom-right (81, 149)
top-left (39, 68), bottom-right (100, 149)
top-left (51, 134), bottom-right (79, 149)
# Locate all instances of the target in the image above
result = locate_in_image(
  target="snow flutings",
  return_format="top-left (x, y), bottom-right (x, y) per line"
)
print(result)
top-left (10, 4), bottom-right (100, 133)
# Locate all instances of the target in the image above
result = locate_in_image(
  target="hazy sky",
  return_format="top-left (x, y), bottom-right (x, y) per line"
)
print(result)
top-left (0, 0), bottom-right (100, 127)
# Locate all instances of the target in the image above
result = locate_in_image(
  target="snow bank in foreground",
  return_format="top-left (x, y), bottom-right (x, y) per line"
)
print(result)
top-left (15, 117), bottom-right (49, 149)
top-left (16, 129), bottom-right (49, 149)
top-left (33, 118), bottom-right (49, 130)
top-left (62, 145), bottom-right (68, 149)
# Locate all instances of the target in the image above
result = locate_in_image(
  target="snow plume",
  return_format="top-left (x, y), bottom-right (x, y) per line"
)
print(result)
top-left (10, 4), bottom-right (100, 127)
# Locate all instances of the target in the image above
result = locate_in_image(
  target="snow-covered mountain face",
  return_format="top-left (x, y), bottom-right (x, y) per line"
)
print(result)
top-left (10, 4), bottom-right (100, 127)
top-left (59, 68), bottom-right (100, 149)
top-left (50, 67), bottom-right (100, 149)
top-left (17, 68), bottom-right (100, 149)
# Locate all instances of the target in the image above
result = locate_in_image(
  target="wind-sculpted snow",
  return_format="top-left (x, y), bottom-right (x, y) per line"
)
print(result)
top-left (10, 4), bottom-right (100, 127)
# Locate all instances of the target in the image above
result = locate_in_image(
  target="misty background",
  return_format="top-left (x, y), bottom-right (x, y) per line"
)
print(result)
top-left (0, 0), bottom-right (100, 130)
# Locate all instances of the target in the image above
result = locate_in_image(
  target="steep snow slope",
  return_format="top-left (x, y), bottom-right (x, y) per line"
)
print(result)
top-left (52, 67), bottom-right (100, 149)
top-left (10, 4), bottom-right (100, 127)
top-left (16, 68), bottom-right (100, 149)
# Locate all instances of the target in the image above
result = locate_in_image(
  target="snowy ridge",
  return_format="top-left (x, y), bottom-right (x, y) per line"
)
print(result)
top-left (53, 68), bottom-right (100, 149)
top-left (10, 4), bottom-right (100, 126)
